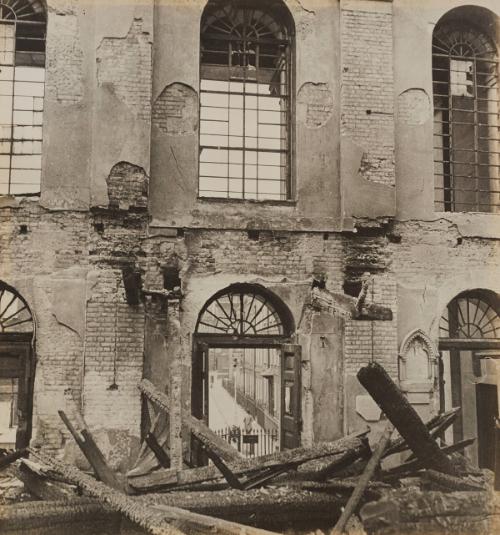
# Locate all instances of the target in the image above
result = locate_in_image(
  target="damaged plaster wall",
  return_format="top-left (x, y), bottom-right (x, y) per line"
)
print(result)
top-left (149, 0), bottom-right (342, 231)
top-left (91, 8), bottom-right (153, 208)
top-left (340, 0), bottom-right (396, 221)
top-left (393, 0), bottom-right (500, 221)
top-left (41, 1), bottom-right (91, 210)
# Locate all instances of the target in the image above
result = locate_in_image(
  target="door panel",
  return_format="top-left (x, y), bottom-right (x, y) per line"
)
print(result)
top-left (191, 342), bottom-right (209, 466)
top-left (0, 337), bottom-right (34, 448)
top-left (280, 344), bottom-right (301, 449)
top-left (476, 383), bottom-right (498, 470)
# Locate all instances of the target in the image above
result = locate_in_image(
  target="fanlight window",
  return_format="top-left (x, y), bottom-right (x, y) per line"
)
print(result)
top-left (0, 284), bottom-right (33, 332)
top-left (197, 288), bottom-right (284, 336)
top-left (0, 0), bottom-right (46, 196)
top-left (432, 23), bottom-right (499, 212)
top-left (199, 0), bottom-right (293, 201)
top-left (440, 293), bottom-right (500, 339)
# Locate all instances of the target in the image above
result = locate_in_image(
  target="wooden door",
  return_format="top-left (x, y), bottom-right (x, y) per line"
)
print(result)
top-left (280, 344), bottom-right (301, 449)
top-left (0, 335), bottom-right (34, 448)
top-left (191, 341), bottom-right (209, 465)
top-left (476, 383), bottom-right (498, 470)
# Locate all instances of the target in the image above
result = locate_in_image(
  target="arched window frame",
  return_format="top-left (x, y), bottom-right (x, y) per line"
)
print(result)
top-left (432, 15), bottom-right (499, 213)
top-left (198, 0), bottom-right (294, 202)
top-left (195, 283), bottom-right (294, 340)
top-left (0, 0), bottom-right (46, 196)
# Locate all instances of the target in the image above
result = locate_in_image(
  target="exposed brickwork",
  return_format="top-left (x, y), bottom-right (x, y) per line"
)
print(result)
top-left (297, 83), bottom-right (334, 128)
top-left (97, 19), bottom-right (152, 121)
top-left (83, 268), bottom-right (144, 434)
top-left (152, 83), bottom-right (198, 135)
top-left (341, 6), bottom-right (394, 185)
top-left (106, 162), bottom-right (149, 210)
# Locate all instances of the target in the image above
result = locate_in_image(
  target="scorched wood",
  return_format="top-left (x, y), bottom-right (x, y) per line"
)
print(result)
top-left (357, 362), bottom-right (457, 475)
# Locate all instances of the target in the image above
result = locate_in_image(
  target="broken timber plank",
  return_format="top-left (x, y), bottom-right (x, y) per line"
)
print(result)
top-left (357, 362), bottom-right (457, 475)
top-left (382, 437), bottom-right (476, 479)
top-left (128, 432), bottom-right (368, 492)
top-left (0, 448), bottom-right (27, 470)
top-left (15, 460), bottom-right (78, 501)
top-left (310, 438), bottom-right (371, 481)
top-left (421, 469), bottom-right (487, 491)
top-left (27, 448), bottom-right (278, 535)
top-left (58, 410), bottom-right (124, 491)
top-left (139, 379), bottom-right (241, 463)
top-left (359, 489), bottom-right (498, 535)
top-left (145, 432), bottom-right (171, 469)
top-left (332, 422), bottom-right (394, 534)
top-left (383, 407), bottom-right (460, 458)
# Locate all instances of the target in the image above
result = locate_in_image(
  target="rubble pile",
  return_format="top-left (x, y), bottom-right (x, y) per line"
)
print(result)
top-left (1, 362), bottom-right (498, 535)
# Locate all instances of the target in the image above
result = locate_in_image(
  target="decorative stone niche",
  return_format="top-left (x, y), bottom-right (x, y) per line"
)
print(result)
top-left (398, 329), bottom-right (440, 419)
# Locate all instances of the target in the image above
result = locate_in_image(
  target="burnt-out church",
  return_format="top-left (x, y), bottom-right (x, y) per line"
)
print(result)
top-left (0, 0), bottom-right (499, 506)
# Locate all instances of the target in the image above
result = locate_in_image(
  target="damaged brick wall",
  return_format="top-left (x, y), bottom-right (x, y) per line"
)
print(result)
top-left (341, 5), bottom-right (394, 186)
top-left (152, 83), bottom-right (198, 135)
top-left (106, 162), bottom-right (149, 210)
top-left (96, 19), bottom-right (152, 121)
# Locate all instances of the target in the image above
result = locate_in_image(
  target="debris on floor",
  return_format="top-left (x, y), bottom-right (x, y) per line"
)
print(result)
top-left (1, 361), bottom-right (498, 535)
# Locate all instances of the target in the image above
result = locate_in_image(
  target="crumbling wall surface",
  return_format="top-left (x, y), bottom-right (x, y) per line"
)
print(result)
top-left (0, 199), bottom-right (88, 451)
top-left (388, 220), bottom-right (500, 341)
top-left (92, 13), bottom-right (153, 208)
top-left (0, 161), bottom-right (149, 465)
top-left (393, 0), bottom-right (500, 220)
top-left (41, 2), bottom-right (153, 210)
top-left (41, 1), bottom-right (91, 210)
top-left (149, 0), bottom-right (342, 231)
top-left (340, 0), bottom-right (395, 221)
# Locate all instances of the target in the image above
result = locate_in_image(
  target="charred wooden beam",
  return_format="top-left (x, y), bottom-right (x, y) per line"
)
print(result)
top-left (360, 489), bottom-right (497, 534)
top-left (384, 407), bottom-right (460, 458)
top-left (139, 379), bottom-right (240, 463)
top-left (382, 438), bottom-right (476, 480)
top-left (311, 438), bottom-right (371, 481)
top-left (421, 469), bottom-right (487, 492)
top-left (128, 432), bottom-right (368, 492)
top-left (0, 448), bottom-right (27, 470)
top-left (145, 432), bottom-right (171, 469)
top-left (58, 410), bottom-right (124, 491)
top-left (357, 362), bottom-right (457, 475)
top-left (27, 448), bottom-right (277, 535)
top-left (332, 422), bottom-right (394, 534)
top-left (16, 459), bottom-right (78, 501)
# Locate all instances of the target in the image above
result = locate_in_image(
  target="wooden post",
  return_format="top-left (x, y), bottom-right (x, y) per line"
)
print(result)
top-left (331, 422), bottom-right (394, 534)
top-left (357, 362), bottom-right (457, 475)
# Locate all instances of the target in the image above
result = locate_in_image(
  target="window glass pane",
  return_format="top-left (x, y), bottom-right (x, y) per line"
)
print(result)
top-left (199, 3), bottom-right (291, 200)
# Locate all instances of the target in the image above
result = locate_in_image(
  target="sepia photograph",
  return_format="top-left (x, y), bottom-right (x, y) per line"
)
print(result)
top-left (0, 0), bottom-right (499, 533)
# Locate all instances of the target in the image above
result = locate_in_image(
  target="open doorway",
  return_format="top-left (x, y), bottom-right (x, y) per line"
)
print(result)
top-left (439, 290), bottom-right (500, 469)
top-left (191, 284), bottom-right (300, 466)
top-left (0, 282), bottom-right (35, 449)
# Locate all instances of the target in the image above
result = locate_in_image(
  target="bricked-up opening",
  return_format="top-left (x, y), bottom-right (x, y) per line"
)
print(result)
top-left (0, 1), bottom-right (46, 196)
top-left (432, 7), bottom-right (499, 212)
top-left (0, 281), bottom-right (35, 449)
top-left (438, 289), bottom-right (500, 469)
top-left (199, 0), bottom-right (294, 201)
top-left (191, 284), bottom-right (298, 465)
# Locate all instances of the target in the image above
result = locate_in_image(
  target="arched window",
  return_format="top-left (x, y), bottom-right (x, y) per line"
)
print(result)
top-left (199, 0), bottom-right (294, 201)
top-left (0, 0), bottom-right (46, 196)
top-left (196, 284), bottom-right (293, 336)
top-left (440, 290), bottom-right (500, 340)
top-left (432, 11), bottom-right (499, 212)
